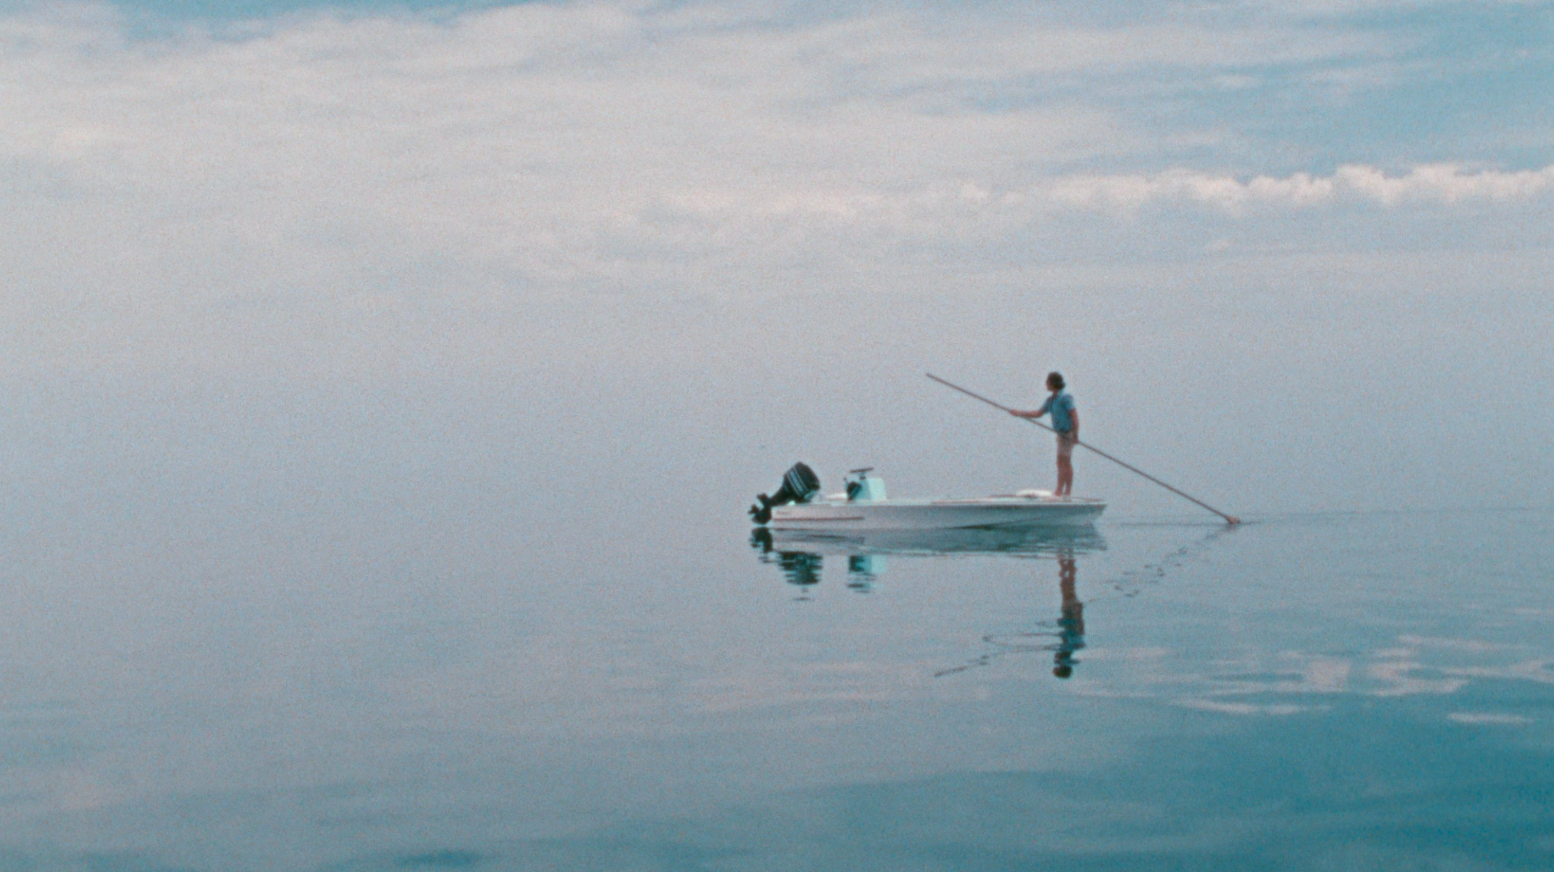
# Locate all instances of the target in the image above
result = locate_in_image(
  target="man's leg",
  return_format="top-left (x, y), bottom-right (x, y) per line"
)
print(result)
top-left (1056, 436), bottom-right (1075, 495)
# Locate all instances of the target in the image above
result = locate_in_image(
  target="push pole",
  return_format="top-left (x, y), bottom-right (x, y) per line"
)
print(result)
top-left (927, 373), bottom-right (1241, 525)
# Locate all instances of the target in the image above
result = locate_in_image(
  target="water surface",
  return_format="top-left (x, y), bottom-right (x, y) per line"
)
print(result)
top-left (2, 499), bottom-right (1551, 870)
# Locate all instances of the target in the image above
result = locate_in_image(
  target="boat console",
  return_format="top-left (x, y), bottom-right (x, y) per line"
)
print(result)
top-left (844, 468), bottom-right (887, 502)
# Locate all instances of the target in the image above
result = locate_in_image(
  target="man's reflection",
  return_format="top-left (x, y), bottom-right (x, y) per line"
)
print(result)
top-left (1052, 549), bottom-right (1085, 678)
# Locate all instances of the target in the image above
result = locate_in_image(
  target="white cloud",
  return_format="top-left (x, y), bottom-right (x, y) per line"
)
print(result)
top-left (1047, 164), bottom-right (1554, 213)
top-left (1048, 170), bottom-right (1331, 212)
top-left (1335, 163), bottom-right (1554, 204)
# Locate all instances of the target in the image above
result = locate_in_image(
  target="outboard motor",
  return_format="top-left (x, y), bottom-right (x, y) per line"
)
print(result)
top-left (749, 462), bottom-right (820, 525)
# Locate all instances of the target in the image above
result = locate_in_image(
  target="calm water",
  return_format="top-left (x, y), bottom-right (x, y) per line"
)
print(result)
top-left (2, 485), bottom-right (1551, 870)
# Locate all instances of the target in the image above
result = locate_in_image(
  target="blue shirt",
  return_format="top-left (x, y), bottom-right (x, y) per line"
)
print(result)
top-left (1037, 391), bottom-right (1076, 433)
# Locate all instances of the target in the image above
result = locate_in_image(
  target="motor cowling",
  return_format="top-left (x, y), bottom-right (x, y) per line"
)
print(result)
top-left (749, 462), bottom-right (821, 524)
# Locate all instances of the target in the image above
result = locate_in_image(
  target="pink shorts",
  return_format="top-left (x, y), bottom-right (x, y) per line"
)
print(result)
top-left (1056, 432), bottom-right (1076, 459)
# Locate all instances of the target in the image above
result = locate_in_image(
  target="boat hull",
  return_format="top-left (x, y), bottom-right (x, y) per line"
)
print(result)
top-left (762, 523), bottom-right (1106, 556)
top-left (769, 497), bottom-right (1105, 531)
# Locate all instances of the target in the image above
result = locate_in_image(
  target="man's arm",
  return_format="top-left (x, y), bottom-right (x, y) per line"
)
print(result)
top-left (1010, 397), bottom-right (1053, 419)
top-left (1069, 409), bottom-right (1079, 441)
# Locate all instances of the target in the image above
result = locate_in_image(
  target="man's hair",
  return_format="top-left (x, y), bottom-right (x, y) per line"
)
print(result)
top-left (1047, 371), bottom-right (1065, 390)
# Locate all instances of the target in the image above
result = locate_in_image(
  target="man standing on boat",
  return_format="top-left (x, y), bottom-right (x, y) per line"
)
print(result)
top-left (1010, 372), bottom-right (1078, 497)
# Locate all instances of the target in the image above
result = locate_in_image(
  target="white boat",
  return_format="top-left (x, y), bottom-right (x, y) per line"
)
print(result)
top-left (753, 467), bottom-right (1104, 532)
top-left (758, 523), bottom-right (1106, 557)
top-left (770, 493), bottom-right (1105, 531)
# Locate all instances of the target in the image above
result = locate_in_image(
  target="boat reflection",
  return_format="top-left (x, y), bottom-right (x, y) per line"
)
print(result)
top-left (750, 524), bottom-right (1106, 595)
top-left (752, 525), bottom-right (1104, 677)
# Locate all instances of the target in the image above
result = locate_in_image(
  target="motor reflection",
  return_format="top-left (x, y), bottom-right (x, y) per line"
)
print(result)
top-left (751, 523), bottom-right (1103, 619)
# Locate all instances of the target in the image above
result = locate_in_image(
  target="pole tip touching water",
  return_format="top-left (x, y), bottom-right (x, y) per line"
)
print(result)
top-left (926, 372), bottom-right (1243, 527)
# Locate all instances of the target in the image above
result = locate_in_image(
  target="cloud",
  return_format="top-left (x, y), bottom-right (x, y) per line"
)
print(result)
top-left (0, 2), bottom-right (1398, 245)
top-left (0, 3), bottom-right (1129, 278)
top-left (0, 1), bottom-right (1549, 380)
top-left (1334, 163), bottom-right (1554, 204)
top-left (1245, 0), bottom-right (1552, 17)
top-left (1047, 163), bottom-right (1554, 213)
top-left (1047, 170), bottom-right (1335, 212)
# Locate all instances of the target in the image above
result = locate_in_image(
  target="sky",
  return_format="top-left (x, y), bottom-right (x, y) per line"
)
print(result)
top-left (1, 0), bottom-right (1551, 518)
